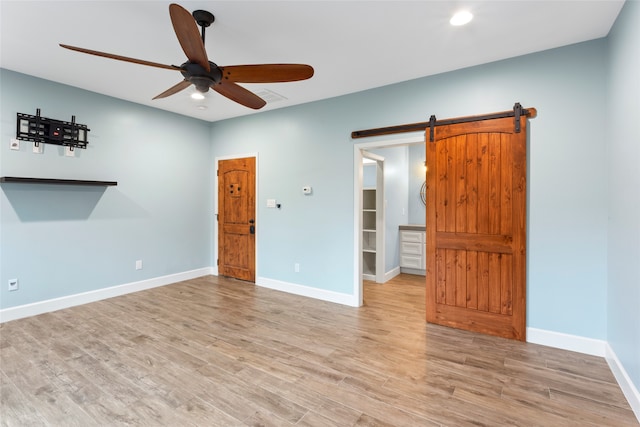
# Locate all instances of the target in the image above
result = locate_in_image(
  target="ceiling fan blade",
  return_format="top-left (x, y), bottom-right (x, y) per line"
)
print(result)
top-left (213, 81), bottom-right (266, 110)
top-left (59, 44), bottom-right (180, 71)
top-left (152, 80), bottom-right (192, 100)
top-left (169, 3), bottom-right (210, 72)
top-left (221, 64), bottom-right (314, 83)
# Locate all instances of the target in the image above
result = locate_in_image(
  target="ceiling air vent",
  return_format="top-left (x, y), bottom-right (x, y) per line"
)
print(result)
top-left (254, 89), bottom-right (288, 103)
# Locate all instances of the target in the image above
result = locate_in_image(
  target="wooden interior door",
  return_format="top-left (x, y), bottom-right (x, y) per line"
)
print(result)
top-left (426, 116), bottom-right (527, 341)
top-left (218, 157), bottom-right (256, 282)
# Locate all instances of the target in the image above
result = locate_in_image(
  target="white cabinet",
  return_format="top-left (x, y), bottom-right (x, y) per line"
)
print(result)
top-left (400, 228), bottom-right (426, 275)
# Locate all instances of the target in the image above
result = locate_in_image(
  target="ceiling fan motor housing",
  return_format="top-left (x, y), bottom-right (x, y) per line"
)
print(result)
top-left (180, 61), bottom-right (222, 92)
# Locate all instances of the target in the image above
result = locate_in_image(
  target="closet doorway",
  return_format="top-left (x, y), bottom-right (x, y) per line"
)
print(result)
top-left (353, 135), bottom-right (424, 306)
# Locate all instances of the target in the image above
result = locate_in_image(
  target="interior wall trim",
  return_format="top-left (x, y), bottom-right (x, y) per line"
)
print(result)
top-left (525, 326), bottom-right (640, 420)
top-left (606, 344), bottom-right (640, 421)
top-left (0, 267), bottom-right (214, 323)
top-left (257, 276), bottom-right (359, 307)
top-left (384, 266), bottom-right (401, 283)
top-left (526, 327), bottom-right (606, 356)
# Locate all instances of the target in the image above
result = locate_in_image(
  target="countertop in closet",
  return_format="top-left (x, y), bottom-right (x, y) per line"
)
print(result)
top-left (399, 224), bottom-right (426, 231)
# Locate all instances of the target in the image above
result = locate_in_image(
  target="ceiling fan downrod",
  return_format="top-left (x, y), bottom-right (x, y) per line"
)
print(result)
top-left (192, 10), bottom-right (214, 43)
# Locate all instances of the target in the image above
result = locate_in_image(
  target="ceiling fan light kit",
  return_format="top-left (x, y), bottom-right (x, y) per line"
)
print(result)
top-left (59, 3), bottom-right (314, 110)
top-left (450, 10), bottom-right (473, 26)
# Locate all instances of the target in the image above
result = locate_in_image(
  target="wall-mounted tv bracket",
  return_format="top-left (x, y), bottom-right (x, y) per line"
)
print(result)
top-left (16, 108), bottom-right (90, 150)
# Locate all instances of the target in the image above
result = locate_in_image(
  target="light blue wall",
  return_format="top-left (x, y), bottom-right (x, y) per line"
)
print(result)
top-left (211, 39), bottom-right (610, 340)
top-left (607, 0), bottom-right (640, 395)
top-left (0, 70), bottom-right (212, 309)
top-left (362, 163), bottom-right (376, 188)
top-left (209, 103), bottom-right (355, 292)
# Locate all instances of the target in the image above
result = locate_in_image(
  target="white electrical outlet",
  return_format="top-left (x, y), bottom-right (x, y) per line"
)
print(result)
top-left (8, 279), bottom-right (18, 291)
top-left (135, 260), bottom-right (143, 270)
top-left (65, 146), bottom-right (75, 157)
top-left (33, 142), bottom-right (43, 154)
top-left (10, 139), bottom-right (20, 150)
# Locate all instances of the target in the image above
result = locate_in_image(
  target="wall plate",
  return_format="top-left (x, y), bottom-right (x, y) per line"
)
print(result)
top-left (33, 142), bottom-right (43, 154)
top-left (10, 139), bottom-right (20, 150)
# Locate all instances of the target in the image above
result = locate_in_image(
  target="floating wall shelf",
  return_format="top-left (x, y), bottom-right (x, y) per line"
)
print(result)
top-left (0, 177), bottom-right (117, 186)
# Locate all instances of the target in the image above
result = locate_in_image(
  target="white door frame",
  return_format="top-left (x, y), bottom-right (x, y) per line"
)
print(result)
top-left (353, 134), bottom-right (424, 306)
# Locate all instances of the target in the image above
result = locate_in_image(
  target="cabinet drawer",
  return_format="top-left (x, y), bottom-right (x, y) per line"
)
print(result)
top-left (401, 242), bottom-right (422, 255)
top-left (400, 231), bottom-right (423, 243)
top-left (401, 255), bottom-right (422, 269)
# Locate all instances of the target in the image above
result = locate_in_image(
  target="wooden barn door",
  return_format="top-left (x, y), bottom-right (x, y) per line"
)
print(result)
top-left (218, 157), bottom-right (256, 282)
top-left (425, 115), bottom-right (528, 341)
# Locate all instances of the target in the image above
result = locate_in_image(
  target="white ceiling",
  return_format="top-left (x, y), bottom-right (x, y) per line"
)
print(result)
top-left (0, 1), bottom-right (625, 123)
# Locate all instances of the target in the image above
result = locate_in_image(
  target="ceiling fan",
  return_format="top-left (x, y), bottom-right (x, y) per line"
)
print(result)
top-left (59, 3), bottom-right (314, 110)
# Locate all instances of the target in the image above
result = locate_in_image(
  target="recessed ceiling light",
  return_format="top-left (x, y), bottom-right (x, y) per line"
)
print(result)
top-left (191, 92), bottom-right (205, 100)
top-left (450, 10), bottom-right (473, 26)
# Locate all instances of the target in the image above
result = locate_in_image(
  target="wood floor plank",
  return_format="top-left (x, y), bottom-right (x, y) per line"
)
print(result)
top-left (1, 274), bottom-right (637, 426)
top-left (0, 370), bottom-right (48, 427)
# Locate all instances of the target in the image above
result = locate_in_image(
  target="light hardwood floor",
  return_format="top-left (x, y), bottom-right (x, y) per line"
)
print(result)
top-left (1, 274), bottom-right (637, 426)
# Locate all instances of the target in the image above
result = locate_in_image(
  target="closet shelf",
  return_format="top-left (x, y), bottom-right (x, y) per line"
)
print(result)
top-left (0, 177), bottom-right (117, 186)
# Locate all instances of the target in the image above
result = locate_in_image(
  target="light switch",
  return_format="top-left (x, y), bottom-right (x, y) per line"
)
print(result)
top-left (302, 186), bottom-right (312, 195)
top-left (266, 199), bottom-right (276, 208)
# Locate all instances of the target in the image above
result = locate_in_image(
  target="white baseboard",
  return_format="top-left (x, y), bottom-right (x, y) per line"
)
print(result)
top-left (363, 268), bottom-right (399, 284)
top-left (0, 267), bottom-right (214, 323)
top-left (384, 267), bottom-right (401, 283)
top-left (257, 277), bottom-right (359, 307)
top-left (400, 267), bottom-right (426, 276)
top-left (526, 327), bottom-right (607, 357)
top-left (606, 343), bottom-right (640, 421)
top-left (362, 273), bottom-right (375, 282)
